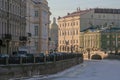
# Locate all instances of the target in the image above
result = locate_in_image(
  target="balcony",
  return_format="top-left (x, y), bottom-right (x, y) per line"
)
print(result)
top-left (2, 34), bottom-right (12, 41)
top-left (19, 36), bottom-right (27, 41)
top-left (28, 33), bottom-right (32, 37)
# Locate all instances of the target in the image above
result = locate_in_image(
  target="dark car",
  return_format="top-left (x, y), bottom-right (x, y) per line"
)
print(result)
top-left (9, 51), bottom-right (28, 64)
top-left (0, 54), bottom-right (9, 65)
top-left (0, 54), bottom-right (9, 58)
top-left (48, 53), bottom-right (61, 61)
top-left (26, 53), bottom-right (34, 63)
top-left (35, 53), bottom-right (46, 63)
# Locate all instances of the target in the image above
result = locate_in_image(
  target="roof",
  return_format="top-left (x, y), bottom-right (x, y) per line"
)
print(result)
top-left (58, 9), bottom-right (93, 19)
top-left (58, 8), bottom-right (120, 20)
top-left (101, 27), bottom-right (120, 32)
top-left (81, 26), bottom-right (120, 33)
top-left (81, 26), bottom-right (99, 32)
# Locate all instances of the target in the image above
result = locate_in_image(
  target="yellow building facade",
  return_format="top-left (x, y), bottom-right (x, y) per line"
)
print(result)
top-left (80, 31), bottom-right (101, 53)
top-left (58, 15), bottom-right (80, 53)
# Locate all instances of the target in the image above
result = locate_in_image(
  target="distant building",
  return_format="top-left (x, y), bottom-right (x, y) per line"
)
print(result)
top-left (0, 0), bottom-right (26, 54)
top-left (58, 8), bottom-right (120, 53)
top-left (26, 0), bottom-right (51, 54)
top-left (80, 27), bottom-right (120, 54)
top-left (101, 27), bottom-right (120, 53)
top-left (49, 17), bottom-right (58, 52)
top-left (58, 14), bottom-right (80, 53)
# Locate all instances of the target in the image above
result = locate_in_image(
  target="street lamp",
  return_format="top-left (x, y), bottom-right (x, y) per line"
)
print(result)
top-left (115, 32), bottom-right (118, 54)
top-left (108, 23), bottom-right (114, 53)
top-left (28, 33), bottom-right (31, 54)
top-left (45, 22), bottom-right (50, 54)
top-left (65, 40), bottom-right (69, 53)
top-left (80, 46), bottom-right (83, 53)
top-left (0, 39), bottom-right (2, 53)
top-left (4, 0), bottom-right (12, 54)
top-left (87, 48), bottom-right (91, 59)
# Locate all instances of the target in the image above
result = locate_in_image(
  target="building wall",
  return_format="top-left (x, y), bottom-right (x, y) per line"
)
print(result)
top-left (101, 31), bottom-right (120, 53)
top-left (26, 0), bottom-right (35, 53)
top-left (58, 16), bottom-right (80, 53)
top-left (80, 31), bottom-right (101, 53)
top-left (80, 29), bottom-right (120, 54)
top-left (58, 8), bottom-right (120, 53)
top-left (32, 0), bottom-right (51, 54)
top-left (80, 9), bottom-right (120, 31)
top-left (0, 0), bottom-right (26, 54)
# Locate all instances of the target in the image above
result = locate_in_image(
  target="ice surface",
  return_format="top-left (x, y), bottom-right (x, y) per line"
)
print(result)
top-left (25, 60), bottom-right (120, 80)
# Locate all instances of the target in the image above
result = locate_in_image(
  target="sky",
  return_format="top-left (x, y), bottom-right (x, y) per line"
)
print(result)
top-left (48, 0), bottom-right (120, 21)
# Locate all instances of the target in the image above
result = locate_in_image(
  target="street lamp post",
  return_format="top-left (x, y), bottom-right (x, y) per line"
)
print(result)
top-left (80, 47), bottom-right (83, 53)
top-left (115, 33), bottom-right (118, 54)
top-left (87, 48), bottom-right (90, 59)
top-left (6, 0), bottom-right (11, 54)
top-left (109, 23), bottom-right (114, 54)
top-left (0, 40), bottom-right (2, 53)
top-left (65, 40), bottom-right (69, 53)
top-left (45, 22), bottom-right (50, 54)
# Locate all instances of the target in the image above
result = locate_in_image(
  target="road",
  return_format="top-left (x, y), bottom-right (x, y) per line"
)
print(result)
top-left (26, 60), bottom-right (120, 80)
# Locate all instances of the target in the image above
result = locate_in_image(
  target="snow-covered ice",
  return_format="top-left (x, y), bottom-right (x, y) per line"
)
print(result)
top-left (25, 60), bottom-right (120, 80)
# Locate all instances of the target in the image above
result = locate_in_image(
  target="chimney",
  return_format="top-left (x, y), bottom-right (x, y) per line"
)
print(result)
top-left (58, 16), bottom-right (61, 19)
top-left (77, 8), bottom-right (78, 12)
top-left (67, 13), bottom-right (70, 15)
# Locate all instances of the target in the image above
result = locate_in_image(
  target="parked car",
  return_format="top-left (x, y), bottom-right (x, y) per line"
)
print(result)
top-left (26, 53), bottom-right (34, 63)
top-left (0, 54), bottom-right (9, 64)
top-left (9, 51), bottom-right (28, 64)
top-left (48, 53), bottom-right (59, 61)
top-left (12, 51), bottom-right (27, 57)
top-left (0, 54), bottom-right (9, 58)
top-left (34, 53), bottom-right (46, 63)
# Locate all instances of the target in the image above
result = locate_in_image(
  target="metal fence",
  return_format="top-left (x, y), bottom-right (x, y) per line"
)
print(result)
top-left (0, 53), bottom-right (83, 65)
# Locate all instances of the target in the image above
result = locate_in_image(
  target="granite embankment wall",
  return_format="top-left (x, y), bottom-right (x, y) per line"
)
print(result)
top-left (0, 57), bottom-right (83, 80)
top-left (105, 54), bottom-right (120, 60)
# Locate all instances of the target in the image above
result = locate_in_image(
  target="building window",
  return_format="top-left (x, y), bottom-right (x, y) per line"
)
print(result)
top-left (59, 31), bottom-right (61, 36)
top-left (98, 15), bottom-right (101, 18)
top-left (76, 40), bottom-right (78, 43)
top-left (91, 15), bottom-right (93, 18)
top-left (107, 41), bottom-right (110, 45)
top-left (76, 21), bottom-right (78, 26)
top-left (34, 26), bottom-right (38, 36)
top-left (34, 11), bottom-right (38, 17)
top-left (68, 23), bottom-right (69, 26)
top-left (65, 23), bottom-right (66, 27)
top-left (62, 41), bottom-right (64, 44)
top-left (63, 23), bottom-right (64, 27)
top-left (73, 22), bottom-right (75, 26)
top-left (71, 23), bottom-right (72, 26)
top-left (68, 30), bottom-right (69, 35)
top-left (35, 42), bottom-right (38, 50)
top-left (113, 35), bottom-right (115, 38)
top-left (103, 15), bottom-right (105, 18)
top-left (76, 30), bottom-right (78, 35)
top-left (107, 35), bottom-right (110, 38)
top-left (60, 24), bottom-right (61, 27)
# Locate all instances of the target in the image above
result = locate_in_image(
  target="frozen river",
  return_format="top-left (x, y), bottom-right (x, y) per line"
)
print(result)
top-left (25, 60), bottom-right (120, 80)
